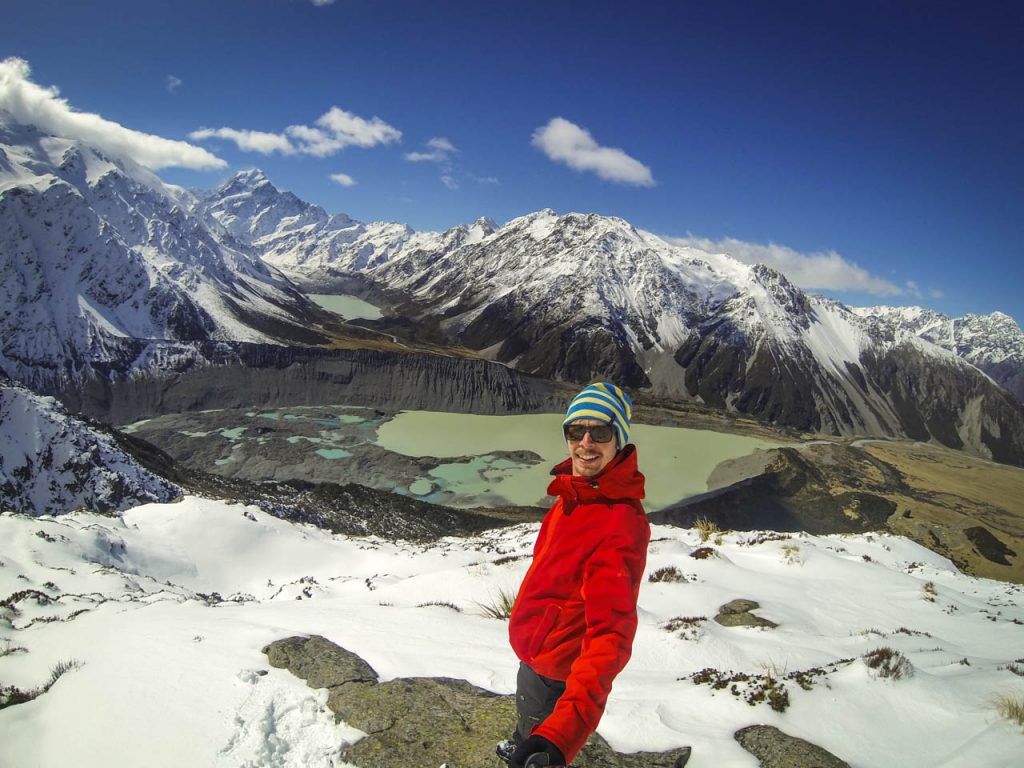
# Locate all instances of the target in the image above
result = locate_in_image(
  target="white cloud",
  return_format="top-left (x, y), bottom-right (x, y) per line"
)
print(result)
top-left (329, 172), bottom-right (356, 187)
top-left (472, 175), bottom-right (500, 185)
top-left (192, 106), bottom-right (401, 159)
top-left (667, 234), bottom-right (904, 296)
top-left (166, 75), bottom-right (183, 94)
top-left (440, 175), bottom-right (459, 190)
top-left (281, 124), bottom-right (339, 157)
top-left (309, 107), bottom-right (401, 149)
top-left (0, 57), bottom-right (225, 170)
top-left (189, 127), bottom-right (295, 155)
top-left (532, 117), bottom-right (654, 187)
top-left (405, 136), bottom-right (457, 164)
top-left (310, 0), bottom-right (336, 5)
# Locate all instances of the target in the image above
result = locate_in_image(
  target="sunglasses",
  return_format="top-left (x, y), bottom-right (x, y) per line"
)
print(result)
top-left (563, 424), bottom-right (615, 443)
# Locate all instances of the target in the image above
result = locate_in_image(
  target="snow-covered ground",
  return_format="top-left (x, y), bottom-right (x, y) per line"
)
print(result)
top-left (1, 497), bottom-right (1023, 767)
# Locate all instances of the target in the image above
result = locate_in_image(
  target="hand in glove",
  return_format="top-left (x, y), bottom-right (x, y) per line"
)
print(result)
top-left (510, 735), bottom-right (567, 767)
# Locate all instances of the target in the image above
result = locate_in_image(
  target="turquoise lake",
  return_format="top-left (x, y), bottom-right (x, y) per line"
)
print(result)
top-left (308, 294), bottom-right (383, 320)
top-left (376, 411), bottom-right (779, 511)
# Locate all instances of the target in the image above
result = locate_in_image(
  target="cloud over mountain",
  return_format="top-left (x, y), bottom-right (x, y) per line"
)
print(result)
top-left (0, 57), bottom-right (225, 171)
top-left (191, 106), bottom-right (401, 158)
top-left (668, 234), bottom-right (903, 296)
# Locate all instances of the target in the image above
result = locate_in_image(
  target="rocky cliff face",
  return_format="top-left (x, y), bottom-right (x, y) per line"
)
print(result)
top-left (59, 342), bottom-right (567, 425)
top-left (854, 306), bottom-right (1024, 404)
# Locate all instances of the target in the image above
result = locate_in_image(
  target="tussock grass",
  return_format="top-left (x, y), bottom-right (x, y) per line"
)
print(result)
top-left (781, 543), bottom-right (802, 565)
top-left (475, 587), bottom-right (517, 620)
top-left (994, 692), bottom-right (1024, 729)
top-left (694, 517), bottom-right (720, 543)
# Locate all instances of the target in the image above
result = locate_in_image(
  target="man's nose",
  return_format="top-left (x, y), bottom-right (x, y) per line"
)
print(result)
top-left (579, 430), bottom-right (596, 447)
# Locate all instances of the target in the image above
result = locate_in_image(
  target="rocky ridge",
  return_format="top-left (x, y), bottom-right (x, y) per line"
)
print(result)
top-left (854, 305), bottom-right (1024, 403)
top-left (0, 380), bottom-right (180, 515)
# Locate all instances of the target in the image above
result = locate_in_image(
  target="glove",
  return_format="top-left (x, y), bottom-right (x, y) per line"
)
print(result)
top-left (509, 735), bottom-right (567, 767)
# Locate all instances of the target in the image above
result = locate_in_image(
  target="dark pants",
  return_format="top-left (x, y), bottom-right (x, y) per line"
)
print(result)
top-left (515, 662), bottom-right (567, 743)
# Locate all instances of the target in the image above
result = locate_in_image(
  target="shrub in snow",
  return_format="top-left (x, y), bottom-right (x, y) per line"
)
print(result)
top-left (648, 566), bottom-right (687, 583)
top-left (782, 543), bottom-right (802, 565)
top-left (863, 646), bottom-right (914, 680)
top-left (663, 616), bottom-right (707, 641)
top-left (0, 658), bottom-right (82, 711)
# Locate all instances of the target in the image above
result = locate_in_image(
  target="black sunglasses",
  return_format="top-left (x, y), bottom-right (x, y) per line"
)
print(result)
top-left (563, 424), bottom-right (615, 443)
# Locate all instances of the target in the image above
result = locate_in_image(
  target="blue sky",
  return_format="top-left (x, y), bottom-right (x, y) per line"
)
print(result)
top-left (3, 0), bottom-right (1022, 324)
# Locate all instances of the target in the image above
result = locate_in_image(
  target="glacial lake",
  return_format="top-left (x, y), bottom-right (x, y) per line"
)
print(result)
top-left (125, 405), bottom-right (781, 513)
top-left (377, 411), bottom-right (780, 511)
top-left (308, 294), bottom-right (382, 320)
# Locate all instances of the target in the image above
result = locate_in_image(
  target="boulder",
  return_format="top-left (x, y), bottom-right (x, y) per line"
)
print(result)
top-left (734, 725), bottom-right (849, 768)
top-left (714, 599), bottom-right (778, 629)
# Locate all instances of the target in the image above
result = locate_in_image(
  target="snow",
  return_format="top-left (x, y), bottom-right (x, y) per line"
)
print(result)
top-left (2, 496), bottom-right (1022, 768)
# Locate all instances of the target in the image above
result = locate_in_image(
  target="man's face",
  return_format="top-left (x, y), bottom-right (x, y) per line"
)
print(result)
top-left (566, 418), bottom-right (617, 478)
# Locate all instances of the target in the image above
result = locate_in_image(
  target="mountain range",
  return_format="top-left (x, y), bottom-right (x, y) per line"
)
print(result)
top-left (0, 114), bottom-right (341, 393)
top-left (2, 111), bottom-right (1024, 466)
top-left (196, 168), bottom-right (1024, 465)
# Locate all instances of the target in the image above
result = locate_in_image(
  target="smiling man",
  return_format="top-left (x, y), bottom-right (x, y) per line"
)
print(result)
top-left (499, 382), bottom-right (651, 767)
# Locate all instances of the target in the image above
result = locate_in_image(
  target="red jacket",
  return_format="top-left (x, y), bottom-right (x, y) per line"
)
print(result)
top-left (508, 445), bottom-right (650, 764)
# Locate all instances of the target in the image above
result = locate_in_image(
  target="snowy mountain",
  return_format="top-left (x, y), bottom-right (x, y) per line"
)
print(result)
top-left (198, 169), bottom-right (497, 292)
top-left (853, 306), bottom-right (1024, 403)
top-left (223, 195), bottom-right (1024, 466)
top-left (1, 497), bottom-right (1022, 767)
top-left (0, 114), bottom-right (338, 393)
top-left (0, 380), bottom-right (179, 515)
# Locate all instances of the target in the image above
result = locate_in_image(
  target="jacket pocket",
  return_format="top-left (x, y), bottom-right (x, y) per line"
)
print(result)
top-left (526, 604), bottom-right (561, 661)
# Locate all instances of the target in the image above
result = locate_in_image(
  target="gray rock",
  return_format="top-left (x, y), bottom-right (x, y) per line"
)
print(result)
top-left (734, 725), bottom-right (849, 768)
top-left (714, 599), bottom-right (778, 629)
top-left (264, 635), bottom-right (691, 768)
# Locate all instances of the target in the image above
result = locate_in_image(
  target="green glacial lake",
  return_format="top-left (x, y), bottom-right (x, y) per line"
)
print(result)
top-left (308, 294), bottom-right (383, 320)
top-left (124, 405), bottom-right (780, 513)
top-left (376, 411), bottom-right (779, 512)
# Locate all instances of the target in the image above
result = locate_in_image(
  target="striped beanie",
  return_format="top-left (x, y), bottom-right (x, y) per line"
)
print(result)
top-left (562, 382), bottom-right (633, 449)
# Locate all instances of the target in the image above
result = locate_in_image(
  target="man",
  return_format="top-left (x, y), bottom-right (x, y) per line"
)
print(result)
top-left (499, 382), bottom-right (650, 767)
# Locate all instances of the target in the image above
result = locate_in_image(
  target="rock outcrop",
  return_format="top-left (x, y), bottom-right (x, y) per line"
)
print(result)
top-left (263, 635), bottom-right (693, 768)
top-left (734, 725), bottom-right (849, 768)
top-left (714, 599), bottom-right (778, 629)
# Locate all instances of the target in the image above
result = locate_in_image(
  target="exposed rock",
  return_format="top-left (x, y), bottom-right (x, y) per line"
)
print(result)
top-left (649, 445), bottom-right (899, 535)
top-left (57, 342), bottom-right (569, 425)
top-left (263, 635), bottom-right (692, 768)
top-left (714, 599), bottom-right (778, 629)
top-left (734, 725), bottom-right (849, 768)
top-left (964, 526), bottom-right (1017, 566)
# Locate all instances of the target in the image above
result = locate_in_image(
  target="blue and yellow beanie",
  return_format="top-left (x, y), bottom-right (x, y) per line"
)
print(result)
top-left (562, 382), bottom-right (633, 449)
